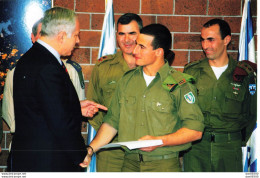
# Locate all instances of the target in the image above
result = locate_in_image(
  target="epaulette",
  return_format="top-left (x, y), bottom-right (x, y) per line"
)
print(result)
top-left (184, 59), bottom-right (203, 70)
top-left (162, 69), bottom-right (195, 92)
top-left (66, 59), bottom-right (85, 89)
top-left (237, 60), bottom-right (257, 74)
top-left (97, 54), bottom-right (116, 65)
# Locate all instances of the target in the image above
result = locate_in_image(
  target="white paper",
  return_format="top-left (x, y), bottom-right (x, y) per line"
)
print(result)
top-left (100, 140), bottom-right (163, 150)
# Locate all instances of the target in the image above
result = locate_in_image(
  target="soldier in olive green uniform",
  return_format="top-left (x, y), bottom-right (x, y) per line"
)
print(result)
top-left (86, 13), bottom-right (143, 172)
top-left (183, 19), bottom-right (257, 172)
top-left (81, 24), bottom-right (204, 172)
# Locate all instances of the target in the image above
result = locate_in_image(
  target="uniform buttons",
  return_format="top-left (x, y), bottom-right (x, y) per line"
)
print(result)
top-left (141, 109), bottom-right (144, 112)
top-left (143, 95), bottom-right (146, 98)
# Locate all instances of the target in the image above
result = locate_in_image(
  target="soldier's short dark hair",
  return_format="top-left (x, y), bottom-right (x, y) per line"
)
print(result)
top-left (117, 13), bottom-right (143, 30)
top-left (140, 23), bottom-right (174, 65)
top-left (203, 19), bottom-right (231, 39)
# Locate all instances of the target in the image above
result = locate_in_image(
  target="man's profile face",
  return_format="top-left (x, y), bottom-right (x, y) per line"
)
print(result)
top-left (133, 33), bottom-right (157, 67)
top-left (61, 19), bottom-right (80, 56)
top-left (200, 24), bottom-right (229, 61)
top-left (117, 20), bottom-right (140, 55)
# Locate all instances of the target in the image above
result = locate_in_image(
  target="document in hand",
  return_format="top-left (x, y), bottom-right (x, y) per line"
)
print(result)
top-left (100, 140), bottom-right (163, 150)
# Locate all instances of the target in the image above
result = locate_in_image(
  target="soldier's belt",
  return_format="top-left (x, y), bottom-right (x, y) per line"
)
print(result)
top-left (203, 131), bottom-right (242, 143)
top-left (125, 152), bottom-right (178, 162)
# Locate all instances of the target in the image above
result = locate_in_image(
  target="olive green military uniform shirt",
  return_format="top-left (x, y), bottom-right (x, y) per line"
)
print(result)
top-left (87, 51), bottom-right (130, 131)
top-left (184, 56), bottom-right (256, 143)
top-left (104, 63), bottom-right (204, 156)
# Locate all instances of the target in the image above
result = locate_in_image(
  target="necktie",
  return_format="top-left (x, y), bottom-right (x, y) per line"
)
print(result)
top-left (61, 62), bottom-right (68, 73)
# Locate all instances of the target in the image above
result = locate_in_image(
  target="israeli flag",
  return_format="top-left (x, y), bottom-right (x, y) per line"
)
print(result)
top-left (237, 0), bottom-right (255, 63)
top-left (238, 0), bottom-right (257, 172)
top-left (86, 0), bottom-right (116, 172)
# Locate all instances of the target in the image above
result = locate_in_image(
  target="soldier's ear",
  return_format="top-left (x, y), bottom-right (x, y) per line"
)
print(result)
top-left (155, 48), bottom-right (163, 57)
top-left (224, 35), bottom-right (231, 46)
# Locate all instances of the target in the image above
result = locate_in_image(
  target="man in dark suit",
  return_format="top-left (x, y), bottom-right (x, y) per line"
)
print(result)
top-left (8, 7), bottom-right (106, 172)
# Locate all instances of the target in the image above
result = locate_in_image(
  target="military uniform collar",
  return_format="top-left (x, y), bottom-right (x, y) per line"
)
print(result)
top-left (136, 62), bottom-right (171, 82)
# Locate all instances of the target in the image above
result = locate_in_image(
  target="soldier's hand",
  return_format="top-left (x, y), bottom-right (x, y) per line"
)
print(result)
top-left (138, 135), bottom-right (162, 152)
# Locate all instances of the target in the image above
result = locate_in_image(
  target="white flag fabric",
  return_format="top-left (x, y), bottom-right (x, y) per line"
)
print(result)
top-left (86, 0), bottom-right (116, 172)
top-left (238, 0), bottom-right (257, 172)
top-left (238, 0), bottom-right (256, 62)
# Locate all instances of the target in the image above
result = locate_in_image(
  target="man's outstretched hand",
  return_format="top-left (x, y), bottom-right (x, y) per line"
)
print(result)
top-left (80, 100), bottom-right (107, 117)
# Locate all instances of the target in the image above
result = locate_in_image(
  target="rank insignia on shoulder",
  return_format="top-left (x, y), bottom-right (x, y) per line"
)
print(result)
top-left (184, 92), bottom-right (195, 104)
top-left (98, 56), bottom-right (107, 62)
top-left (249, 84), bottom-right (256, 95)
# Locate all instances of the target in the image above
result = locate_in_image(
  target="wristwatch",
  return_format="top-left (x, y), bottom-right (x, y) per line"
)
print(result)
top-left (86, 145), bottom-right (94, 157)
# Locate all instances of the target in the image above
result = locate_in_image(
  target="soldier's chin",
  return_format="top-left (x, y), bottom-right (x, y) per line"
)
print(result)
top-left (206, 55), bottom-right (214, 60)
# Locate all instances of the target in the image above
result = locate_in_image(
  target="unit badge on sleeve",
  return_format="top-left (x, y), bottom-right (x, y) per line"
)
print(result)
top-left (249, 84), bottom-right (256, 95)
top-left (184, 92), bottom-right (195, 104)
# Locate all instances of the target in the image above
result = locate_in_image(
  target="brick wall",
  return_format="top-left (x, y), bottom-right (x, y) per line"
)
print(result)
top-left (0, 0), bottom-right (257, 171)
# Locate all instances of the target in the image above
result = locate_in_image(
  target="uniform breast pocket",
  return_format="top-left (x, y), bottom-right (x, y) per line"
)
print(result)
top-left (197, 87), bottom-right (210, 110)
top-left (222, 91), bottom-right (245, 115)
top-left (102, 82), bottom-right (117, 100)
top-left (151, 101), bottom-right (172, 113)
top-left (149, 95), bottom-right (176, 113)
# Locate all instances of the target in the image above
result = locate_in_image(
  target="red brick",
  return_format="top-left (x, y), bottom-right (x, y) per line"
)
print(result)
top-left (71, 48), bottom-right (90, 64)
top-left (142, 0), bottom-right (173, 14)
top-left (91, 14), bottom-right (105, 30)
top-left (223, 17), bottom-right (242, 33)
top-left (208, 0), bottom-right (240, 16)
top-left (82, 65), bottom-right (94, 81)
top-left (140, 15), bottom-right (157, 26)
top-left (92, 48), bottom-right (100, 64)
top-left (175, 0), bottom-right (207, 15)
top-left (228, 34), bottom-right (239, 51)
top-left (227, 52), bottom-right (238, 60)
top-left (76, 0), bottom-right (105, 12)
top-left (174, 34), bottom-right (201, 50)
top-left (157, 16), bottom-right (189, 32)
top-left (77, 14), bottom-right (90, 30)
top-left (54, 0), bottom-right (74, 10)
top-left (171, 51), bottom-right (188, 67)
top-left (114, 0), bottom-right (140, 14)
top-left (190, 51), bottom-right (205, 63)
top-left (79, 31), bottom-right (101, 47)
top-left (190, 17), bottom-right (222, 32)
top-left (251, 0), bottom-right (257, 16)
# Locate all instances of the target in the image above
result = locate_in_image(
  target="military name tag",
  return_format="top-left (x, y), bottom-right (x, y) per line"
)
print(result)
top-left (249, 84), bottom-right (256, 95)
top-left (184, 92), bottom-right (195, 104)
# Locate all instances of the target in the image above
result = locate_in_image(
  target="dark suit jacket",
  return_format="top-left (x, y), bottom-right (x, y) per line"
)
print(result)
top-left (8, 42), bottom-right (87, 172)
